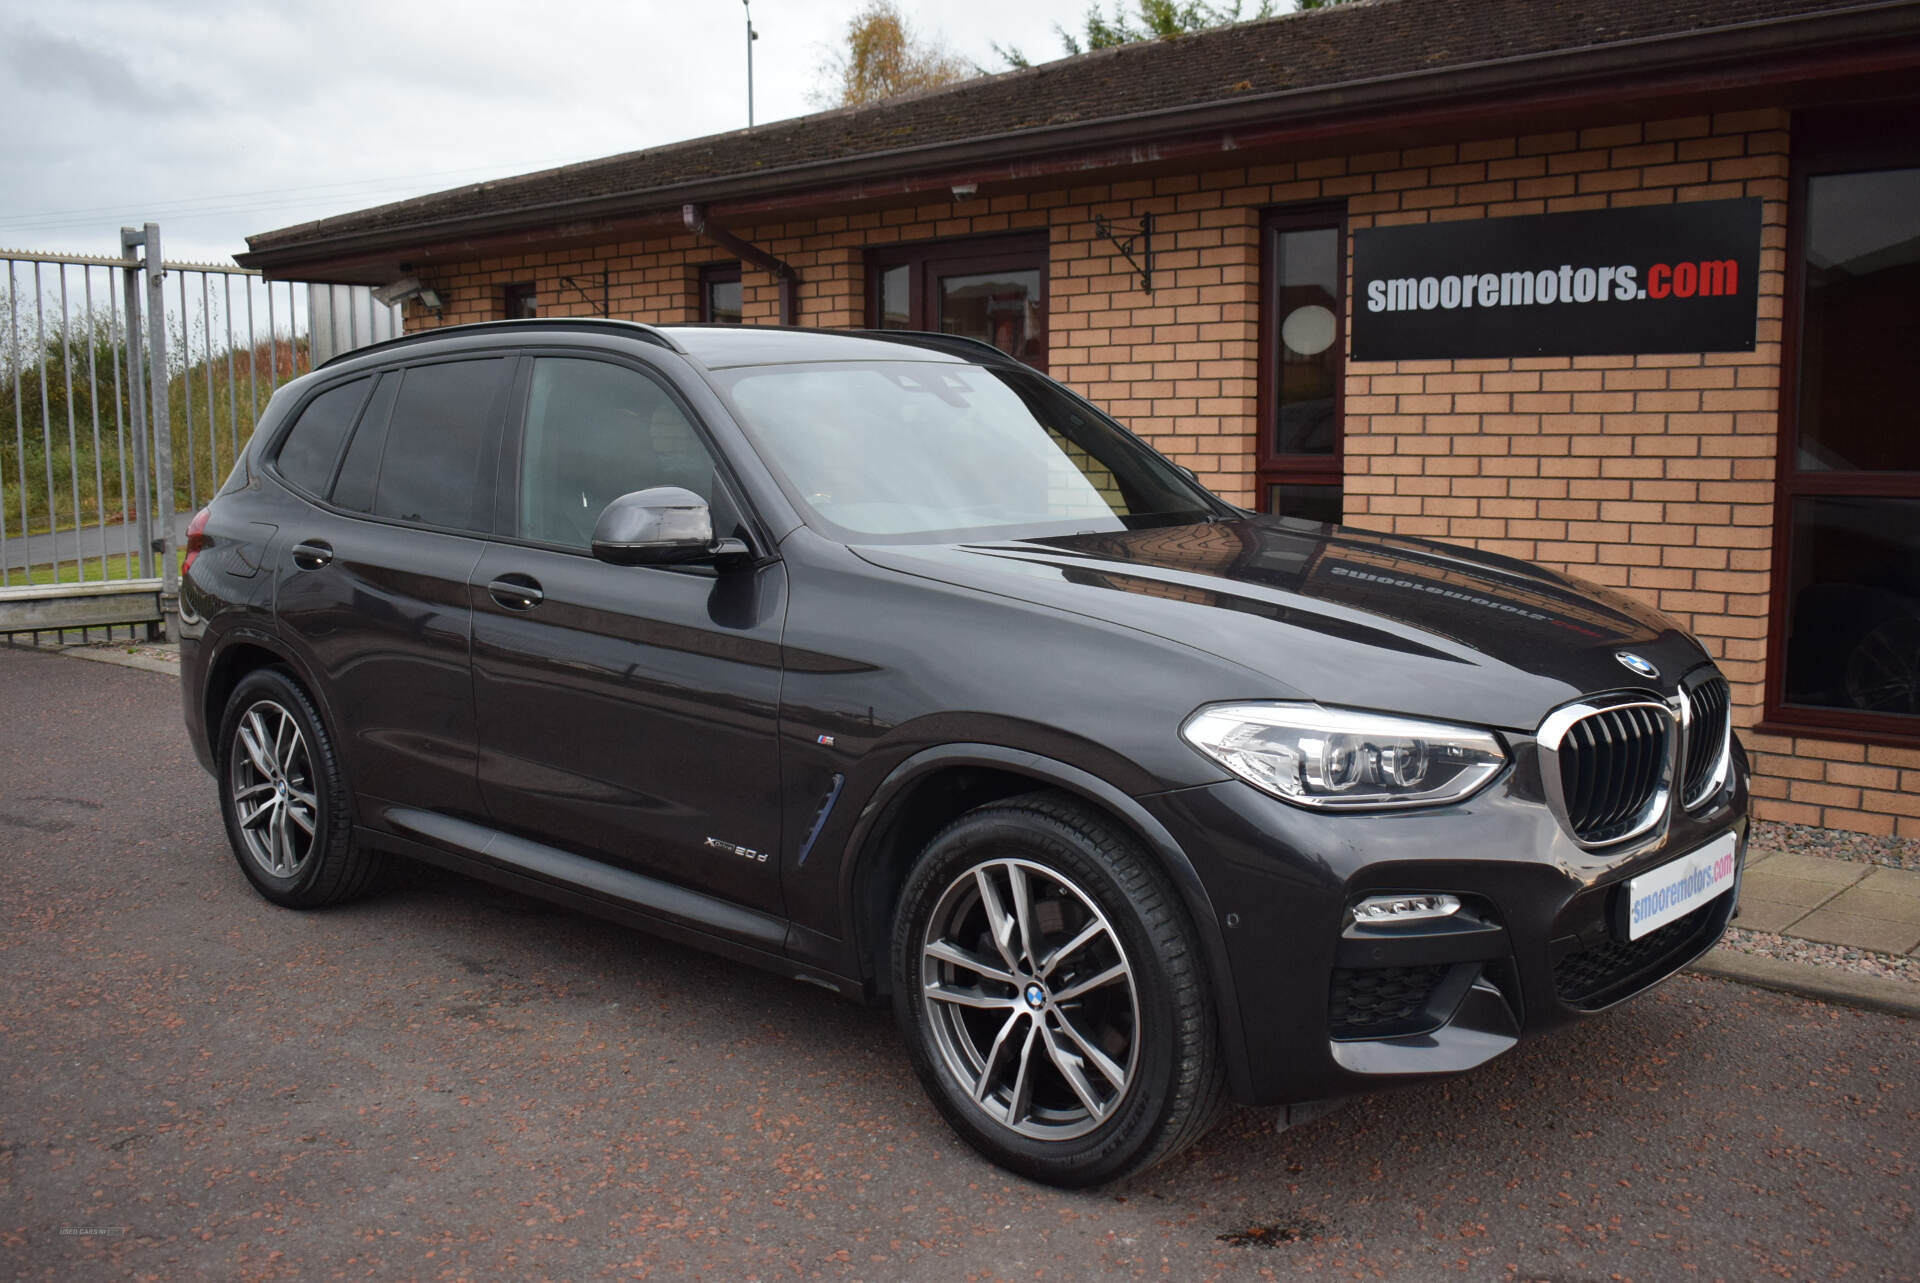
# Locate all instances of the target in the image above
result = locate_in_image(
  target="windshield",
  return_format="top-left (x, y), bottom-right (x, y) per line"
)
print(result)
top-left (714, 361), bottom-right (1225, 541)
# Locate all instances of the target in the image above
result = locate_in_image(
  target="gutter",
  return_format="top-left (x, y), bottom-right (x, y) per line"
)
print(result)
top-left (683, 204), bottom-right (799, 325)
top-left (238, 2), bottom-right (1920, 271)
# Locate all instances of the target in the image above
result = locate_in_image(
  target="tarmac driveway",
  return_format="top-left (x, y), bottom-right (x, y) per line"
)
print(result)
top-left (2, 644), bottom-right (1915, 1281)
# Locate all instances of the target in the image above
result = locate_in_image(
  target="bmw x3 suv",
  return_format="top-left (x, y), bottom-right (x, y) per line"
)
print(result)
top-left (181, 320), bottom-right (1748, 1186)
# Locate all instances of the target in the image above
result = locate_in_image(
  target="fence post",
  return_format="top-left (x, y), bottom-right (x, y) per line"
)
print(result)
top-left (119, 229), bottom-right (155, 601)
top-left (141, 224), bottom-right (178, 642)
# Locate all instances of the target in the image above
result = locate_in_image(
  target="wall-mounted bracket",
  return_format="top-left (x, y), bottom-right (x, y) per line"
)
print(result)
top-left (559, 269), bottom-right (611, 317)
top-left (1092, 211), bottom-right (1153, 294)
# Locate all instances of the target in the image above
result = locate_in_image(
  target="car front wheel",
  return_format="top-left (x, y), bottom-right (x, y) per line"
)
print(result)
top-left (891, 793), bottom-right (1225, 1186)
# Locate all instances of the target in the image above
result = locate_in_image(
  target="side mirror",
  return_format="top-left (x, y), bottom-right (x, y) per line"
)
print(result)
top-left (590, 487), bottom-right (748, 567)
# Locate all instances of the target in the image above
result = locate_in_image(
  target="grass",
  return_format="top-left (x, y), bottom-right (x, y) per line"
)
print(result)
top-left (2, 552), bottom-right (154, 588)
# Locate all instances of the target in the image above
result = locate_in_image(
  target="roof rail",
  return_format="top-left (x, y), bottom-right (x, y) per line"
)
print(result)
top-left (847, 329), bottom-right (1023, 366)
top-left (316, 318), bottom-right (681, 370)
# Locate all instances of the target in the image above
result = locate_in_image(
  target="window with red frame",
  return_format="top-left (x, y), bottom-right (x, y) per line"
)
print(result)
top-left (1769, 110), bottom-right (1920, 737)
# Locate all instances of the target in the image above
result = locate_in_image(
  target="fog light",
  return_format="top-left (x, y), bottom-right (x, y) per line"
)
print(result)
top-left (1352, 893), bottom-right (1461, 924)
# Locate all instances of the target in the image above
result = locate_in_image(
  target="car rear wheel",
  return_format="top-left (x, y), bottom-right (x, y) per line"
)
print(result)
top-left (216, 667), bottom-right (382, 908)
top-left (891, 793), bottom-right (1225, 1186)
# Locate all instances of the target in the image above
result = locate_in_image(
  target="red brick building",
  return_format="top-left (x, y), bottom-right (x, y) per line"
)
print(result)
top-left (240, 0), bottom-right (1920, 837)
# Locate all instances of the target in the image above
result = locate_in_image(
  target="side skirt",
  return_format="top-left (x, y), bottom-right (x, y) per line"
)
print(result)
top-left (360, 809), bottom-right (863, 999)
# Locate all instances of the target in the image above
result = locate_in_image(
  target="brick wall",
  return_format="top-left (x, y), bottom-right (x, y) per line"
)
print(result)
top-left (399, 105), bottom-right (1913, 838)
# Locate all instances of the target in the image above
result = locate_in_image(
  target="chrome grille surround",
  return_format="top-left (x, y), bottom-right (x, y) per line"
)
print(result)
top-left (1680, 670), bottom-right (1733, 810)
top-left (1537, 693), bottom-right (1680, 848)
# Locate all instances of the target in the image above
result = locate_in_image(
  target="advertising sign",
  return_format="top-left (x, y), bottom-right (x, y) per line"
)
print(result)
top-left (1351, 198), bottom-right (1762, 360)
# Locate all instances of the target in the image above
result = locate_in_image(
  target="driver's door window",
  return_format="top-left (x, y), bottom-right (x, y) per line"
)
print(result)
top-left (516, 357), bottom-right (715, 549)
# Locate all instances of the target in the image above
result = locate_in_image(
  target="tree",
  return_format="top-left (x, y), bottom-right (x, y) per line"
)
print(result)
top-left (997, 0), bottom-right (1353, 68)
top-left (817, 2), bottom-right (976, 107)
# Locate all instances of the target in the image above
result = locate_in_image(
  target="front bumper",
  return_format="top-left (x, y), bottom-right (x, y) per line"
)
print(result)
top-left (1142, 737), bottom-right (1749, 1106)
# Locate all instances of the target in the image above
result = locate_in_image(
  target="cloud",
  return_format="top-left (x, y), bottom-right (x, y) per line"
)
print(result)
top-left (0, 0), bottom-right (1087, 263)
top-left (0, 18), bottom-right (207, 114)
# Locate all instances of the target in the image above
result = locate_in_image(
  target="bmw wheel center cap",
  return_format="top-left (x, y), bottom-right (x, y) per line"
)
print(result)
top-left (1023, 983), bottom-right (1047, 1010)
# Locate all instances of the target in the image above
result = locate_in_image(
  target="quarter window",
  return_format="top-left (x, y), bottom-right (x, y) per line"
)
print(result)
top-left (516, 358), bottom-right (717, 549)
top-left (369, 358), bottom-right (511, 532)
top-left (274, 377), bottom-right (370, 497)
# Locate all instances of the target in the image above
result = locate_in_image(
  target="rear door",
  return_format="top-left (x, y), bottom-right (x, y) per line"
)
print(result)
top-left (468, 351), bottom-right (788, 915)
top-left (271, 354), bottom-right (514, 824)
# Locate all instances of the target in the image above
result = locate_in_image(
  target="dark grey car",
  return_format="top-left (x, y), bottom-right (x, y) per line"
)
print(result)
top-left (179, 321), bottom-right (1748, 1185)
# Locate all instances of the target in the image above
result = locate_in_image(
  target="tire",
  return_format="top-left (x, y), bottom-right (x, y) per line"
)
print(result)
top-left (890, 792), bottom-right (1226, 1186)
top-left (215, 667), bottom-right (382, 908)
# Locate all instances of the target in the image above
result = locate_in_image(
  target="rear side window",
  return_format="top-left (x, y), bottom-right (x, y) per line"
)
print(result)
top-left (516, 357), bottom-right (716, 549)
top-left (329, 372), bottom-right (401, 513)
top-left (274, 378), bottom-right (369, 496)
top-left (368, 358), bottom-right (511, 531)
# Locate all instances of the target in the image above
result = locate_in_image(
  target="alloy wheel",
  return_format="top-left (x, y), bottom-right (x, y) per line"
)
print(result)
top-left (228, 699), bottom-right (320, 880)
top-left (918, 856), bottom-right (1141, 1140)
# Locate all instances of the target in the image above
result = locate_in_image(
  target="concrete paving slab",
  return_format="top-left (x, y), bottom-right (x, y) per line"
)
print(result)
top-left (1824, 884), bottom-right (1920, 927)
top-left (1747, 852), bottom-right (1871, 886)
top-left (1742, 871), bottom-right (1847, 909)
top-left (1789, 908), bottom-right (1920, 955)
top-left (1731, 897), bottom-right (1810, 933)
top-left (1857, 866), bottom-right (1920, 900)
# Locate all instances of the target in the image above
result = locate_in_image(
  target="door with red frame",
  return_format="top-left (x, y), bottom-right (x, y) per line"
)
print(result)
top-left (1259, 207), bottom-right (1346, 524)
top-left (870, 234), bottom-right (1049, 370)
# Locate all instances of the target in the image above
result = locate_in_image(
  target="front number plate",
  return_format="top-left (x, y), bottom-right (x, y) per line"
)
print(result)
top-left (1624, 832), bottom-right (1739, 940)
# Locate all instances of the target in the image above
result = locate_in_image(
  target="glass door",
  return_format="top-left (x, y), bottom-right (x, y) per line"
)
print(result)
top-left (870, 234), bottom-right (1049, 369)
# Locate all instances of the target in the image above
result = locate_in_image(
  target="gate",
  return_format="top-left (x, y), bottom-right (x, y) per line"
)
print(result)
top-left (0, 225), bottom-right (400, 643)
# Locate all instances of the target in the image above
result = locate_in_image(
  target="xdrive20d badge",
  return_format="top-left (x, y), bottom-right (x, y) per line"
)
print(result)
top-left (180, 321), bottom-right (1748, 1186)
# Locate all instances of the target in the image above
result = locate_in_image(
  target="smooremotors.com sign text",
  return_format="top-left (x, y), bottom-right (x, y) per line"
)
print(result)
top-left (1351, 198), bottom-right (1762, 360)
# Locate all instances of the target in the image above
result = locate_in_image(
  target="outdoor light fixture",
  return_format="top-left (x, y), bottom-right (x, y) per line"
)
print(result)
top-left (1351, 894), bottom-right (1462, 924)
top-left (371, 277), bottom-right (442, 311)
top-left (371, 276), bottom-right (421, 306)
top-left (951, 183), bottom-right (978, 200)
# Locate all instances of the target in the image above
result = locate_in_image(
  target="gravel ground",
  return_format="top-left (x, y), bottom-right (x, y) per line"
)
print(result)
top-left (1717, 925), bottom-right (1920, 984)
top-left (1749, 819), bottom-right (1920, 872)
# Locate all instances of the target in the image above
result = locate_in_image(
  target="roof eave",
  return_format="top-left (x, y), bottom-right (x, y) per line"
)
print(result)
top-left (236, 1), bottom-right (1920, 274)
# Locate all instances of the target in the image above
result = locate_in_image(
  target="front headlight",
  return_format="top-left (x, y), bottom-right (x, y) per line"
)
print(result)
top-left (1181, 703), bottom-right (1506, 810)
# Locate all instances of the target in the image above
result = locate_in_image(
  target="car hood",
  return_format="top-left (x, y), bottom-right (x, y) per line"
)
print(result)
top-left (850, 517), bottom-right (1707, 732)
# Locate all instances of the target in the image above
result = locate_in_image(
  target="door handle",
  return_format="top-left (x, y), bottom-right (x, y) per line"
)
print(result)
top-left (487, 575), bottom-right (544, 610)
top-left (290, 539), bottom-right (333, 570)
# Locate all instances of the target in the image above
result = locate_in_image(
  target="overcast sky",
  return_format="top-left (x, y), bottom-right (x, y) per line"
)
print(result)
top-left (0, 0), bottom-right (1227, 267)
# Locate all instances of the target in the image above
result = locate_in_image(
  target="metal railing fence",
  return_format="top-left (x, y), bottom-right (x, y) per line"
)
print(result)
top-left (0, 226), bottom-right (399, 644)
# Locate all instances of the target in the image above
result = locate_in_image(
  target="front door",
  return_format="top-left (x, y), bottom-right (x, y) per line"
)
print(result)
top-left (469, 352), bottom-right (787, 915)
top-left (870, 233), bottom-right (1050, 369)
